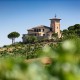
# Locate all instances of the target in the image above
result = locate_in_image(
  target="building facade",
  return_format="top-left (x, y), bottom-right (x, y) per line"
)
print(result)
top-left (22, 16), bottom-right (61, 42)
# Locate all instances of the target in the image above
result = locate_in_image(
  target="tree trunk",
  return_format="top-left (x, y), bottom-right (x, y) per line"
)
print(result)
top-left (12, 38), bottom-right (14, 44)
top-left (12, 38), bottom-right (15, 44)
top-left (14, 38), bottom-right (15, 44)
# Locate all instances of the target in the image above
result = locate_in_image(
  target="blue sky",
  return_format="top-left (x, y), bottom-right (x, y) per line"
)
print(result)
top-left (0, 0), bottom-right (80, 46)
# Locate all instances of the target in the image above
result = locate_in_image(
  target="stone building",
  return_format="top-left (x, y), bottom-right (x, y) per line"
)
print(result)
top-left (22, 16), bottom-right (61, 42)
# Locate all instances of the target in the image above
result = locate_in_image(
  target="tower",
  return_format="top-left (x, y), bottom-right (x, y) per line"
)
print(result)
top-left (49, 15), bottom-right (61, 38)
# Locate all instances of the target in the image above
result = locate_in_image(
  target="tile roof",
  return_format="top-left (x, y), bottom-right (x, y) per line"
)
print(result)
top-left (28, 25), bottom-right (51, 30)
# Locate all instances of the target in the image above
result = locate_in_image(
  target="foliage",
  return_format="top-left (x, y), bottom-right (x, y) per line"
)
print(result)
top-left (52, 33), bottom-right (58, 41)
top-left (62, 24), bottom-right (80, 40)
top-left (7, 31), bottom-right (20, 44)
top-left (0, 43), bottom-right (43, 59)
top-left (52, 33), bottom-right (58, 37)
top-left (24, 35), bottom-right (38, 43)
top-left (0, 38), bottom-right (80, 80)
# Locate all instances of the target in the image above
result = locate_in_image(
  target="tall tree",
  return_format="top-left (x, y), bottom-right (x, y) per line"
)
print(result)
top-left (68, 24), bottom-right (80, 36)
top-left (7, 32), bottom-right (20, 44)
top-left (62, 24), bottom-right (80, 40)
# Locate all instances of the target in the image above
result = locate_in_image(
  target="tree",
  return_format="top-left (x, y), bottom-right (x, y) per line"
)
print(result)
top-left (25, 35), bottom-right (38, 43)
top-left (7, 32), bottom-right (20, 44)
top-left (62, 24), bottom-right (80, 40)
top-left (62, 29), bottom-right (68, 35)
top-left (52, 33), bottom-right (58, 41)
top-left (68, 24), bottom-right (80, 36)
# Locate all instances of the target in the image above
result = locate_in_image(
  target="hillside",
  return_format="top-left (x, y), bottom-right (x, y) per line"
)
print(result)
top-left (0, 42), bottom-right (57, 59)
top-left (0, 38), bottom-right (80, 80)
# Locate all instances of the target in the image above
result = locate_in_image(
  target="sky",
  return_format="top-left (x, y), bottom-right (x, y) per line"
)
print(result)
top-left (0, 0), bottom-right (80, 47)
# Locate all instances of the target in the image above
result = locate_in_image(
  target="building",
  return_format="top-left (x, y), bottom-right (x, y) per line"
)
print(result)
top-left (22, 16), bottom-right (61, 42)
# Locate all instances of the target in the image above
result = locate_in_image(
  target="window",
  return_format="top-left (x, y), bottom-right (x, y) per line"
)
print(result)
top-left (34, 29), bottom-right (36, 32)
top-left (43, 34), bottom-right (45, 36)
top-left (39, 29), bottom-right (41, 32)
top-left (43, 29), bottom-right (44, 32)
top-left (37, 29), bottom-right (38, 32)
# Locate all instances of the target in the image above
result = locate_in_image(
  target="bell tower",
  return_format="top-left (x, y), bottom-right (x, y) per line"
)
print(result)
top-left (49, 15), bottom-right (61, 38)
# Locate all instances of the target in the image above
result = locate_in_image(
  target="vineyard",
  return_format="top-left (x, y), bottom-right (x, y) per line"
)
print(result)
top-left (0, 38), bottom-right (80, 80)
top-left (0, 42), bottom-right (46, 59)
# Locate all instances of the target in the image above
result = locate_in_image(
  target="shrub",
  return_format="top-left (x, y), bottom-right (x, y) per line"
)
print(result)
top-left (0, 38), bottom-right (80, 80)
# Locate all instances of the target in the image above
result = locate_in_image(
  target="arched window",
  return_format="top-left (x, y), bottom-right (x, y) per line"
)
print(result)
top-left (43, 29), bottom-right (44, 32)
